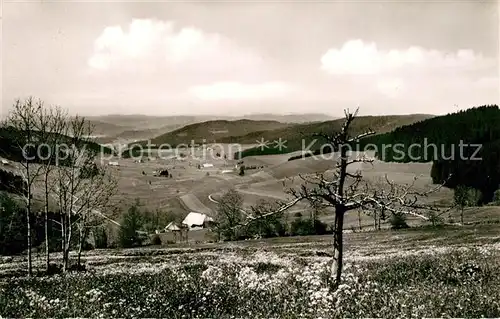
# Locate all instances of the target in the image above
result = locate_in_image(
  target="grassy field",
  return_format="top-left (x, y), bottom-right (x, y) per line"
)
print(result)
top-left (4, 142), bottom-right (497, 318)
top-left (100, 146), bottom-right (473, 232)
top-left (1, 224), bottom-right (499, 318)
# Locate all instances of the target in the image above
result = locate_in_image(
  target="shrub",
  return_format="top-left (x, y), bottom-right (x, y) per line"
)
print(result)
top-left (493, 189), bottom-right (500, 205)
top-left (151, 234), bottom-right (162, 246)
top-left (290, 217), bottom-right (328, 236)
top-left (118, 200), bottom-right (143, 248)
top-left (389, 213), bottom-right (409, 229)
top-left (427, 211), bottom-right (444, 226)
top-left (0, 193), bottom-right (26, 255)
top-left (93, 227), bottom-right (108, 249)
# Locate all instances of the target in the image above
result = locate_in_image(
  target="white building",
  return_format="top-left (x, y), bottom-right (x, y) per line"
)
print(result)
top-left (164, 221), bottom-right (182, 232)
top-left (182, 212), bottom-right (214, 229)
top-left (108, 161), bottom-right (119, 166)
top-left (202, 163), bottom-right (214, 168)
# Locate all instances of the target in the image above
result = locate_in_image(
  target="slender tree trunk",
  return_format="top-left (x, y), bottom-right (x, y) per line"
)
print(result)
top-left (77, 225), bottom-right (83, 267)
top-left (63, 216), bottom-right (72, 272)
top-left (61, 215), bottom-right (65, 252)
top-left (25, 160), bottom-right (33, 277)
top-left (331, 208), bottom-right (345, 289)
top-left (358, 210), bottom-right (362, 230)
top-left (44, 178), bottom-right (50, 272)
top-left (26, 206), bottom-right (32, 277)
top-left (77, 219), bottom-right (87, 267)
top-left (45, 209), bottom-right (49, 270)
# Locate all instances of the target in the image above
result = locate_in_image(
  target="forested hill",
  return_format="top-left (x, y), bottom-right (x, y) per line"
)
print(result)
top-left (359, 105), bottom-right (500, 162)
top-left (233, 114), bottom-right (432, 158)
top-left (358, 105), bottom-right (500, 203)
top-left (0, 126), bottom-right (114, 164)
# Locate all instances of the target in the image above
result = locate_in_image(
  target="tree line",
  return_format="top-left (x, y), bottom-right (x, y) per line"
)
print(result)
top-left (0, 97), bottom-right (117, 275)
top-left (357, 105), bottom-right (500, 203)
top-left (288, 105), bottom-right (500, 204)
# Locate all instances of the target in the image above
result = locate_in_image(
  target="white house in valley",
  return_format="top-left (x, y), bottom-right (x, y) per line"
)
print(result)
top-left (182, 212), bottom-right (214, 229)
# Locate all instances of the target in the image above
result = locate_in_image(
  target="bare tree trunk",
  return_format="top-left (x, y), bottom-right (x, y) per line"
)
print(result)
top-left (45, 210), bottom-right (49, 270)
top-left (26, 206), bottom-right (32, 277)
top-left (77, 226), bottom-right (83, 267)
top-left (44, 178), bottom-right (50, 272)
top-left (357, 209), bottom-right (362, 230)
top-left (61, 215), bottom-right (65, 252)
top-left (331, 209), bottom-right (345, 289)
top-left (77, 221), bottom-right (86, 267)
top-left (63, 217), bottom-right (72, 272)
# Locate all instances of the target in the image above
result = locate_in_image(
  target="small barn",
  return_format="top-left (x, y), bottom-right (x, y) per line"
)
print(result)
top-left (163, 222), bottom-right (188, 243)
top-left (108, 161), bottom-right (119, 166)
top-left (202, 163), bottom-right (214, 169)
top-left (164, 221), bottom-right (181, 232)
top-left (159, 169), bottom-right (169, 177)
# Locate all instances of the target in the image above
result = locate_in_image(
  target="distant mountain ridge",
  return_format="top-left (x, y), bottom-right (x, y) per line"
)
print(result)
top-left (148, 119), bottom-right (290, 146)
top-left (225, 114), bottom-right (434, 158)
top-left (85, 113), bottom-right (337, 143)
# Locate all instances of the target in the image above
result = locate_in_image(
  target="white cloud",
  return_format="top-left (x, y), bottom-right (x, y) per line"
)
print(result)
top-left (320, 39), bottom-right (492, 75)
top-left (320, 39), bottom-right (497, 100)
top-left (188, 81), bottom-right (292, 101)
top-left (88, 19), bottom-right (263, 77)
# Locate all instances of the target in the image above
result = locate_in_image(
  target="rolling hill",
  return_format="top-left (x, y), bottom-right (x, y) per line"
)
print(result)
top-left (87, 115), bottom-right (211, 143)
top-left (241, 113), bottom-right (337, 123)
top-left (86, 113), bottom-right (338, 144)
top-left (0, 126), bottom-right (114, 165)
top-left (146, 119), bottom-right (291, 146)
top-left (222, 114), bottom-right (434, 158)
top-left (87, 115), bottom-right (206, 130)
top-left (356, 105), bottom-right (500, 202)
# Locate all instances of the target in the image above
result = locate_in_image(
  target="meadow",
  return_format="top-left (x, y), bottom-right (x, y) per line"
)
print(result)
top-left (1, 224), bottom-right (499, 318)
top-left (3, 141), bottom-right (500, 318)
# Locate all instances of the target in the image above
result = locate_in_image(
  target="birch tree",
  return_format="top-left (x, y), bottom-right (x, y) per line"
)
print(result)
top-left (3, 97), bottom-right (45, 276)
top-left (33, 104), bottom-right (68, 272)
top-left (51, 115), bottom-right (114, 271)
top-left (74, 163), bottom-right (117, 267)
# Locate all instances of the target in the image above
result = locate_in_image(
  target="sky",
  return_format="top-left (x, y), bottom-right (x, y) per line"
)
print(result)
top-left (2, 0), bottom-right (499, 117)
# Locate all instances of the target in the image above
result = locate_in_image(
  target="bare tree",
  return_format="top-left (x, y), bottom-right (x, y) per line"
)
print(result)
top-left (51, 115), bottom-right (110, 271)
top-left (3, 97), bottom-right (46, 276)
top-left (232, 108), bottom-right (447, 289)
top-left (214, 189), bottom-right (244, 240)
top-left (288, 108), bottom-right (447, 287)
top-left (74, 164), bottom-right (117, 267)
top-left (33, 104), bottom-right (68, 272)
top-left (247, 199), bottom-right (287, 238)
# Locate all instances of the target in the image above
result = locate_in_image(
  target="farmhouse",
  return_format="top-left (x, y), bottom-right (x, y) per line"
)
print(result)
top-left (164, 222), bottom-right (181, 232)
top-left (1, 159), bottom-right (9, 165)
top-left (202, 163), bottom-right (214, 168)
top-left (108, 161), bottom-right (119, 166)
top-left (159, 169), bottom-right (169, 177)
top-left (182, 212), bottom-right (214, 229)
